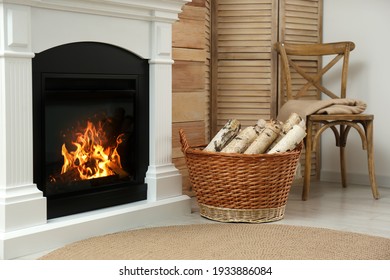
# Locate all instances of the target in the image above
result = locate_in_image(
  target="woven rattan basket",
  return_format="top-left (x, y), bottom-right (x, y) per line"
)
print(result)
top-left (180, 129), bottom-right (303, 223)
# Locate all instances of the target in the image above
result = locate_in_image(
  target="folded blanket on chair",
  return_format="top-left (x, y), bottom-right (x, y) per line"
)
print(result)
top-left (277, 98), bottom-right (367, 122)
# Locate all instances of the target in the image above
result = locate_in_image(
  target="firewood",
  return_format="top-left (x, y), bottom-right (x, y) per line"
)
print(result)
top-left (204, 119), bottom-right (241, 152)
top-left (256, 118), bottom-right (267, 131)
top-left (221, 125), bottom-right (259, 153)
top-left (244, 120), bottom-right (282, 154)
top-left (283, 113), bottom-right (303, 132)
top-left (267, 124), bottom-right (306, 154)
top-left (49, 167), bottom-right (80, 184)
top-left (220, 118), bottom-right (267, 153)
top-left (107, 162), bottom-right (130, 178)
top-left (267, 112), bottom-right (303, 151)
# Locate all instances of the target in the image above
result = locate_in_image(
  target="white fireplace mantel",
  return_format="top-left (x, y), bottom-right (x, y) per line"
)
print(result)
top-left (0, 0), bottom-right (191, 259)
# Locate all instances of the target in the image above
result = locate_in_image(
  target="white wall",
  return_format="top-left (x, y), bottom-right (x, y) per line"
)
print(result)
top-left (322, 0), bottom-right (390, 187)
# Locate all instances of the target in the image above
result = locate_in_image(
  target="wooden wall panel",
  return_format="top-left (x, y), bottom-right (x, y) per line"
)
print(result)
top-left (280, 0), bottom-right (322, 44)
top-left (278, 0), bottom-right (323, 107)
top-left (172, 61), bottom-right (205, 91)
top-left (172, 121), bottom-right (206, 196)
top-left (172, 1), bottom-right (210, 196)
top-left (211, 0), bottom-right (278, 132)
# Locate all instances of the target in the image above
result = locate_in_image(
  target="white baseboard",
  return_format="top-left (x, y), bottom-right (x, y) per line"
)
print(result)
top-left (320, 170), bottom-right (390, 188)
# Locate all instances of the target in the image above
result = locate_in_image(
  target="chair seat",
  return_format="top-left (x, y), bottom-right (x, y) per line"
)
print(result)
top-left (308, 113), bottom-right (374, 121)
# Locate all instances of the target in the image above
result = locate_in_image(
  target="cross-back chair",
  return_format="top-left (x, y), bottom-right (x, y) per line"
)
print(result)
top-left (274, 41), bottom-right (379, 201)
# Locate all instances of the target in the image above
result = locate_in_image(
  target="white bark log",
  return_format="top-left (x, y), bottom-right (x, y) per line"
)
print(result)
top-left (256, 119), bottom-right (267, 131)
top-left (268, 113), bottom-right (303, 151)
top-left (204, 119), bottom-right (241, 152)
top-left (221, 125), bottom-right (259, 153)
top-left (282, 112), bottom-right (302, 133)
top-left (267, 124), bottom-right (306, 154)
top-left (244, 120), bottom-right (282, 154)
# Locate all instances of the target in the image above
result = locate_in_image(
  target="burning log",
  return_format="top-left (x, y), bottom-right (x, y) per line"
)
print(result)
top-left (48, 167), bottom-right (81, 184)
top-left (107, 162), bottom-right (129, 178)
top-left (61, 140), bottom-right (121, 180)
top-left (204, 119), bottom-right (241, 152)
top-left (51, 119), bottom-right (128, 184)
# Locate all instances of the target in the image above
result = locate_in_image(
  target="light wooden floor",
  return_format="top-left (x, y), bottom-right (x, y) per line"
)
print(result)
top-left (21, 180), bottom-right (390, 259)
top-left (275, 180), bottom-right (390, 238)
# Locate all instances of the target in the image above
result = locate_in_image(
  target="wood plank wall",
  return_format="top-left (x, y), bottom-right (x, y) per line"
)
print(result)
top-left (172, 0), bottom-right (210, 196)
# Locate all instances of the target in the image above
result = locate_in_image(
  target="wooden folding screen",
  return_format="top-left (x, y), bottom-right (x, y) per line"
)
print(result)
top-left (211, 0), bottom-right (279, 130)
top-left (278, 0), bottom-right (323, 178)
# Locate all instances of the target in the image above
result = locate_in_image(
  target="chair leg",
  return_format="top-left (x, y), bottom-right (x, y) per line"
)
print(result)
top-left (340, 146), bottom-right (347, 188)
top-left (303, 121), bottom-right (313, 201)
top-left (366, 120), bottom-right (380, 199)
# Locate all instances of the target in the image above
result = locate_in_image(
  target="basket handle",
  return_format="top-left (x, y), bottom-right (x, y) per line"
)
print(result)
top-left (179, 129), bottom-right (190, 152)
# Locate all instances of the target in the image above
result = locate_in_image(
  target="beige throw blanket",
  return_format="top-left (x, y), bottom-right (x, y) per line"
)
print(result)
top-left (277, 98), bottom-right (367, 122)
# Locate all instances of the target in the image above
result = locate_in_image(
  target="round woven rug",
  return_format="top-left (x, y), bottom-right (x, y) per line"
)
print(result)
top-left (39, 224), bottom-right (390, 260)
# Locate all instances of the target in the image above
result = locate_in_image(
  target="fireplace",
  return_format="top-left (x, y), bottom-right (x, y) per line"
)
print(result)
top-left (32, 42), bottom-right (149, 218)
top-left (0, 0), bottom-right (191, 260)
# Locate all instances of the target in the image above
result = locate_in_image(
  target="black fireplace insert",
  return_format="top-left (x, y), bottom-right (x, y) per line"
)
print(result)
top-left (32, 42), bottom-right (149, 219)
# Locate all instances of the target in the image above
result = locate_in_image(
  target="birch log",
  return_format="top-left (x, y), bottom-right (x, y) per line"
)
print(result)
top-left (244, 120), bottom-right (282, 154)
top-left (203, 119), bottom-right (241, 152)
top-left (256, 118), bottom-right (267, 131)
top-left (267, 124), bottom-right (306, 154)
top-left (267, 113), bottom-right (303, 151)
top-left (221, 125), bottom-right (259, 153)
top-left (282, 113), bottom-right (303, 133)
top-left (220, 118), bottom-right (267, 153)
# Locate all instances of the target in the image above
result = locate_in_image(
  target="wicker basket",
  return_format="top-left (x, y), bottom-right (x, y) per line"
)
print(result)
top-left (179, 129), bottom-right (303, 223)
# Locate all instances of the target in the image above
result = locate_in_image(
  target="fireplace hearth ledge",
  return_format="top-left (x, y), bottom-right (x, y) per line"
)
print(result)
top-left (1, 195), bottom-right (190, 260)
top-left (0, 0), bottom-right (191, 259)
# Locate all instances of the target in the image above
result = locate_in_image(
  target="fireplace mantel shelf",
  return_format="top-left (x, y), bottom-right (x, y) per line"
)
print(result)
top-left (0, 0), bottom-right (192, 260)
top-left (1, 0), bottom-right (191, 22)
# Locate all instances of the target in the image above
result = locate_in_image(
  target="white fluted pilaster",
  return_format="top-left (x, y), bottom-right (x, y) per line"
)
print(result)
top-left (0, 4), bottom-right (46, 234)
top-left (145, 21), bottom-right (182, 201)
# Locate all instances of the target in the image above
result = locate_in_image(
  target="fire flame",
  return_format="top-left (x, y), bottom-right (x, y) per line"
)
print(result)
top-left (61, 121), bottom-right (125, 180)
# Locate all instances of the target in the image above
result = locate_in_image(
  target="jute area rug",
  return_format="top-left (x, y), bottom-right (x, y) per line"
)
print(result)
top-left (39, 224), bottom-right (390, 260)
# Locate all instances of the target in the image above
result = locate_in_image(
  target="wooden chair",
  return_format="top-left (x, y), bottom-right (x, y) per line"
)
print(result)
top-left (273, 41), bottom-right (379, 200)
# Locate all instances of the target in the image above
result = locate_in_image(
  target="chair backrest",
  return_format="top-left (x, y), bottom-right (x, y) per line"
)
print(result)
top-left (274, 41), bottom-right (355, 104)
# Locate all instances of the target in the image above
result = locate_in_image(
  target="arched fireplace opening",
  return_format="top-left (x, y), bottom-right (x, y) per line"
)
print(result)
top-left (32, 42), bottom-right (149, 219)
